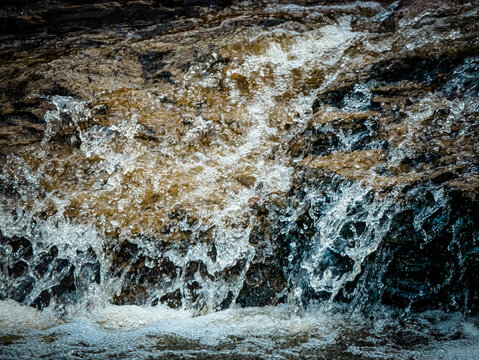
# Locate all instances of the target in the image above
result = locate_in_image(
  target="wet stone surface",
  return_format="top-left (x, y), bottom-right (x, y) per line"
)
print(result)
top-left (0, 0), bottom-right (478, 335)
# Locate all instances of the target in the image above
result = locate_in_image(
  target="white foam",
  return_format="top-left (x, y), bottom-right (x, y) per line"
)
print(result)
top-left (88, 304), bottom-right (192, 329)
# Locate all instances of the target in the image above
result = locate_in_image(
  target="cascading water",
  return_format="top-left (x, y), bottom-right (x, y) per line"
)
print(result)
top-left (1, 0), bottom-right (479, 358)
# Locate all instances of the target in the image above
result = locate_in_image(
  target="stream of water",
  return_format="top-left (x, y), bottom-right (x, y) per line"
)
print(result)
top-left (1, 1), bottom-right (478, 358)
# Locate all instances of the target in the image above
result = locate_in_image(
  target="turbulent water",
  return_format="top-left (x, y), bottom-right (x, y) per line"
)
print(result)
top-left (1, 0), bottom-right (479, 358)
top-left (2, 301), bottom-right (479, 359)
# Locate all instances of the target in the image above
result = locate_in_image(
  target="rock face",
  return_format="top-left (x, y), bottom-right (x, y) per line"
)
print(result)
top-left (0, 1), bottom-right (234, 38)
top-left (0, 0), bottom-right (478, 314)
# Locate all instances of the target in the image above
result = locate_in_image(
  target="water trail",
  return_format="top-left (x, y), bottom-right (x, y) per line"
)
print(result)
top-left (0, 3), bottom-right (478, 358)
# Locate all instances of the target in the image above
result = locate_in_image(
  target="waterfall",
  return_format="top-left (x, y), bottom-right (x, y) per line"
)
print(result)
top-left (1, 0), bottom-right (478, 358)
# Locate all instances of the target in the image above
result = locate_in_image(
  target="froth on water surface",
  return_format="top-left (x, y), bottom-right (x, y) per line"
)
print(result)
top-left (1, 300), bottom-right (479, 359)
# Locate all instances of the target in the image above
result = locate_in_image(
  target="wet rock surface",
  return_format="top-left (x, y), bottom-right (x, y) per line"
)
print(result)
top-left (0, 232), bottom-right (101, 309)
top-left (0, 0), bottom-right (478, 319)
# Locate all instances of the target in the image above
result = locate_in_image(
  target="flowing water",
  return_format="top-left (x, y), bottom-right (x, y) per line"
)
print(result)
top-left (1, 1), bottom-right (479, 358)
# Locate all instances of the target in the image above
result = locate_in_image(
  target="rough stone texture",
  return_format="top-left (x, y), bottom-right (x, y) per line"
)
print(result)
top-left (0, 0), bottom-right (478, 313)
top-left (0, 232), bottom-right (101, 309)
top-left (284, 37), bottom-right (479, 311)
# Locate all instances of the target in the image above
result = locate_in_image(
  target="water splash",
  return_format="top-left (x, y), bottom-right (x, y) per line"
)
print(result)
top-left (0, 1), bottom-right (478, 358)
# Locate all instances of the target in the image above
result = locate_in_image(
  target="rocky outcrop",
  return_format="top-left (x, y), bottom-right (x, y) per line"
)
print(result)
top-left (0, 232), bottom-right (100, 309)
top-left (0, 0), bottom-right (478, 313)
top-left (0, 1), bottom-right (235, 38)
